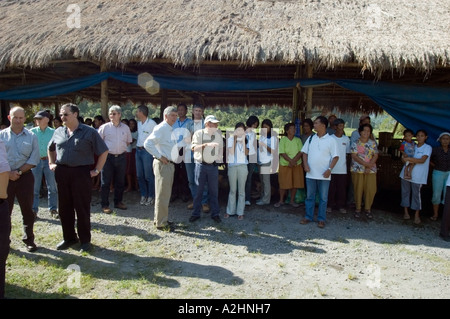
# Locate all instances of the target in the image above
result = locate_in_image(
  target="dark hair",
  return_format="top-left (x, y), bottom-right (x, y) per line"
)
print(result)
top-left (415, 129), bottom-right (428, 137)
top-left (302, 118), bottom-right (313, 129)
top-left (235, 122), bottom-right (246, 130)
top-left (284, 122), bottom-right (295, 136)
top-left (152, 117), bottom-right (161, 125)
top-left (128, 118), bottom-right (138, 132)
top-left (403, 129), bottom-right (414, 136)
top-left (177, 103), bottom-right (188, 110)
top-left (61, 103), bottom-right (79, 117)
top-left (261, 119), bottom-right (273, 138)
top-left (358, 123), bottom-right (373, 134)
top-left (137, 104), bottom-right (149, 117)
top-left (315, 116), bottom-right (328, 128)
top-left (121, 118), bottom-right (129, 126)
top-left (246, 115), bottom-right (259, 128)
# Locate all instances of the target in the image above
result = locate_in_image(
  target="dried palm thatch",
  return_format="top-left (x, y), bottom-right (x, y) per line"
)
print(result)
top-left (0, 0), bottom-right (448, 76)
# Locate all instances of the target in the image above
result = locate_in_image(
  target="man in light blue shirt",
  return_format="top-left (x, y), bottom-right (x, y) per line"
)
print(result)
top-left (0, 106), bottom-right (40, 252)
top-left (30, 111), bottom-right (58, 218)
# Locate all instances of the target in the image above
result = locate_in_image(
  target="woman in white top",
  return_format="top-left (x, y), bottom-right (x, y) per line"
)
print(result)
top-left (400, 129), bottom-right (432, 224)
top-left (225, 122), bottom-right (249, 220)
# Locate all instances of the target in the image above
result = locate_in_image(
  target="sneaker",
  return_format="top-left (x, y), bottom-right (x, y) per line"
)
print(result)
top-left (202, 204), bottom-right (210, 213)
top-left (50, 209), bottom-right (59, 219)
top-left (140, 196), bottom-right (147, 205)
top-left (245, 201), bottom-right (251, 206)
top-left (145, 197), bottom-right (154, 206)
top-left (187, 202), bottom-right (194, 209)
top-left (256, 200), bottom-right (265, 206)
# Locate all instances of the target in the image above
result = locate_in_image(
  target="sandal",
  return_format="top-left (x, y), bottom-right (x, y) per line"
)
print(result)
top-left (224, 213), bottom-right (230, 219)
top-left (354, 210), bottom-right (361, 218)
top-left (274, 202), bottom-right (283, 208)
top-left (414, 217), bottom-right (422, 225)
top-left (290, 202), bottom-right (300, 208)
top-left (317, 221), bottom-right (325, 228)
top-left (403, 214), bottom-right (411, 220)
top-left (430, 216), bottom-right (438, 221)
top-left (365, 210), bottom-right (373, 219)
top-left (300, 218), bottom-right (310, 225)
top-left (238, 215), bottom-right (244, 220)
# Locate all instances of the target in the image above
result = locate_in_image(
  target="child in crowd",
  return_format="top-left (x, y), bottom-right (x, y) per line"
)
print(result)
top-left (399, 129), bottom-right (416, 179)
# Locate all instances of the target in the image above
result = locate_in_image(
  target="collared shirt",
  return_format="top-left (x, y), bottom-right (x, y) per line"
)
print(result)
top-left (0, 140), bottom-right (10, 173)
top-left (137, 117), bottom-right (157, 147)
top-left (97, 122), bottom-right (132, 155)
top-left (30, 126), bottom-right (55, 158)
top-left (48, 124), bottom-right (108, 167)
top-left (174, 117), bottom-right (193, 142)
top-left (0, 127), bottom-right (40, 170)
top-left (192, 128), bottom-right (224, 164)
top-left (144, 121), bottom-right (177, 161)
top-left (431, 146), bottom-right (450, 172)
top-left (301, 133), bottom-right (339, 181)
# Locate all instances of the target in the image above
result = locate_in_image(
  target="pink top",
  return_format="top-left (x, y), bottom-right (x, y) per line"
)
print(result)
top-left (98, 122), bottom-right (132, 155)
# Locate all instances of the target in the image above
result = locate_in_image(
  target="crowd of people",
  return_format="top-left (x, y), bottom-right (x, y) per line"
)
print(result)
top-left (0, 104), bottom-right (449, 298)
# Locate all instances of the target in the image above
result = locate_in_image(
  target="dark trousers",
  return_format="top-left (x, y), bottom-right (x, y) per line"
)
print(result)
top-left (192, 163), bottom-right (219, 218)
top-left (101, 153), bottom-right (126, 207)
top-left (172, 162), bottom-right (190, 201)
top-left (0, 200), bottom-right (10, 299)
top-left (7, 172), bottom-right (35, 245)
top-left (440, 186), bottom-right (450, 238)
top-left (328, 174), bottom-right (348, 209)
top-left (55, 165), bottom-right (92, 244)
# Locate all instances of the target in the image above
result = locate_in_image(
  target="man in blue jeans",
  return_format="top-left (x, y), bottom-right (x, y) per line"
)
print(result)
top-left (30, 110), bottom-right (58, 219)
top-left (300, 116), bottom-right (339, 228)
top-left (135, 105), bottom-right (157, 206)
top-left (189, 115), bottom-right (224, 223)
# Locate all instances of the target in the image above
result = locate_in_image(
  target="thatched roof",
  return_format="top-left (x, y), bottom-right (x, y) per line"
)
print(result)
top-left (0, 0), bottom-right (449, 111)
top-left (1, 0), bottom-right (448, 73)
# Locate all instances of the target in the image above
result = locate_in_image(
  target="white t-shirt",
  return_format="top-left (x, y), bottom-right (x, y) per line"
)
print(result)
top-left (227, 136), bottom-right (248, 166)
top-left (301, 133), bottom-right (339, 180)
top-left (399, 143), bottom-right (432, 185)
top-left (331, 134), bottom-right (350, 174)
top-left (258, 135), bottom-right (277, 165)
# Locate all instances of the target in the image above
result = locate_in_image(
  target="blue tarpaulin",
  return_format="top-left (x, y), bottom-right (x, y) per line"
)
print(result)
top-left (1, 72), bottom-right (449, 146)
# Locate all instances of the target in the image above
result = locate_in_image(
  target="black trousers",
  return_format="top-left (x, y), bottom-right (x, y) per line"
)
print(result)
top-left (172, 162), bottom-right (190, 200)
top-left (7, 172), bottom-right (35, 245)
top-left (0, 200), bottom-right (10, 299)
top-left (101, 153), bottom-right (126, 207)
top-left (440, 186), bottom-right (450, 238)
top-left (55, 165), bottom-right (92, 244)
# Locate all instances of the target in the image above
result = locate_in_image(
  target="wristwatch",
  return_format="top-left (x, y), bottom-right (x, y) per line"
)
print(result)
top-left (94, 169), bottom-right (100, 174)
top-left (17, 169), bottom-right (22, 176)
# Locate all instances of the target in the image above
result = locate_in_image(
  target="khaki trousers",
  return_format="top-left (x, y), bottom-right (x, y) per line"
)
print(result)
top-left (351, 172), bottom-right (377, 211)
top-left (153, 160), bottom-right (175, 227)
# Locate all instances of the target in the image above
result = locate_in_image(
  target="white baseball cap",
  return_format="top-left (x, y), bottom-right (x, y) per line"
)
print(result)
top-left (437, 132), bottom-right (450, 142)
top-left (205, 115), bottom-right (220, 123)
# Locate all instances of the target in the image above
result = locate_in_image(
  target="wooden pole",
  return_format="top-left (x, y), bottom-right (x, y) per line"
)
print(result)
top-left (100, 60), bottom-right (109, 121)
top-left (292, 64), bottom-right (301, 122)
top-left (305, 64), bottom-right (313, 119)
top-left (160, 89), bottom-right (168, 121)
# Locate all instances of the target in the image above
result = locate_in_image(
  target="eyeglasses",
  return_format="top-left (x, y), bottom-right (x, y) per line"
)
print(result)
top-left (109, 113), bottom-right (119, 116)
top-left (59, 113), bottom-right (71, 117)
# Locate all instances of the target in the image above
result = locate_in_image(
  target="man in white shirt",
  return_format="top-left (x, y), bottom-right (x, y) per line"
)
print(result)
top-left (136, 105), bottom-right (157, 206)
top-left (301, 116), bottom-right (339, 228)
top-left (328, 118), bottom-right (351, 214)
top-left (144, 106), bottom-right (178, 232)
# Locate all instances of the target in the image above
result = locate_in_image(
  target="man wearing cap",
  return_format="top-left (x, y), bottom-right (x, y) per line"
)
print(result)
top-left (97, 105), bottom-right (132, 213)
top-left (144, 106), bottom-right (178, 232)
top-left (30, 110), bottom-right (58, 219)
top-left (0, 106), bottom-right (40, 252)
top-left (189, 114), bottom-right (224, 223)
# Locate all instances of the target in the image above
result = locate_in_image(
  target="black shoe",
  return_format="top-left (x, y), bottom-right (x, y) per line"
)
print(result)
top-left (156, 224), bottom-right (175, 232)
top-left (189, 216), bottom-right (200, 222)
top-left (26, 243), bottom-right (38, 252)
top-left (56, 239), bottom-right (79, 250)
top-left (79, 243), bottom-right (92, 253)
top-left (211, 216), bottom-right (221, 223)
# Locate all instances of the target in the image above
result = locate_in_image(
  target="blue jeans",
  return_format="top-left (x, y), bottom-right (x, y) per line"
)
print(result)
top-left (32, 159), bottom-right (57, 212)
top-left (186, 162), bottom-right (208, 204)
top-left (192, 163), bottom-right (219, 218)
top-left (305, 178), bottom-right (330, 222)
top-left (101, 153), bottom-right (127, 207)
top-left (136, 148), bottom-right (155, 198)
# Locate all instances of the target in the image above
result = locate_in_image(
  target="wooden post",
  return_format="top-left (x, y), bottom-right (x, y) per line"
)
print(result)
top-left (292, 64), bottom-right (302, 123)
top-left (160, 89), bottom-right (168, 121)
top-left (305, 64), bottom-right (313, 119)
top-left (100, 60), bottom-right (109, 121)
top-left (0, 100), bottom-right (10, 126)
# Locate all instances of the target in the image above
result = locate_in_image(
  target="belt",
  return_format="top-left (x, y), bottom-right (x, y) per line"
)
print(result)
top-left (137, 146), bottom-right (145, 150)
top-left (156, 158), bottom-right (175, 164)
top-left (201, 162), bottom-right (216, 166)
top-left (108, 152), bottom-right (125, 157)
top-left (40, 156), bottom-right (48, 160)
